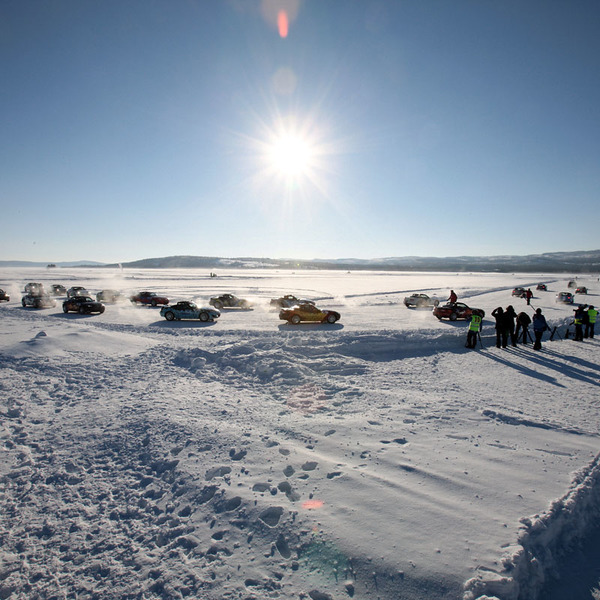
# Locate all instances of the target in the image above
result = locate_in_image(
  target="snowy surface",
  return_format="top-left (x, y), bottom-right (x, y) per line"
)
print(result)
top-left (1, 267), bottom-right (599, 600)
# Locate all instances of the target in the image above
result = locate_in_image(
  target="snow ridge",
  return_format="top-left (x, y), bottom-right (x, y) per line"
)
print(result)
top-left (464, 453), bottom-right (600, 600)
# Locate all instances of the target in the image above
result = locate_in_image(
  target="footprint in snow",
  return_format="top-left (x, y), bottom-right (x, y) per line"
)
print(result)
top-left (302, 461), bottom-right (318, 471)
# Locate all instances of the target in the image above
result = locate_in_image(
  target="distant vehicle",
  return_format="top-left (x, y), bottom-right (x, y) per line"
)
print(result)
top-left (50, 284), bottom-right (67, 296)
top-left (536, 284), bottom-right (548, 291)
top-left (130, 291), bottom-right (169, 306)
top-left (160, 301), bottom-right (220, 322)
top-left (24, 282), bottom-right (45, 296)
top-left (555, 292), bottom-right (574, 304)
top-left (67, 286), bottom-right (90, 298)
top-left (567, 280), bottom-right (576, 288)
top-left (279, 302), bottom-right (341, 324)
top-left (433, 302), bottom-right (485, 321)
top-left (62, 296), bottom-right (105, 314)
top-left (96, 289), bottom-right (124, 303)
top-left (511, 287), bottom-right (527, 298)
top-left (403, 293), bottom-right (440, 308)
top-left (575, 286), bottom-right (588, 295)
top-left (270, 294), bottom-right (315, 308)
top-left (209, 294), bottom-right (250, 310)
top-left (22, 293), bottom-right (56, 309)
top-left (0, 289), bottom-right (9, 302)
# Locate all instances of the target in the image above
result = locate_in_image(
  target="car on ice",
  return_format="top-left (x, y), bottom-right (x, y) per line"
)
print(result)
top-left (67, 286), bottom-right (90, 298)
top-left (511, 287), bottom-right (527, 297)
top-left (270, 294), bottom-right (315, 308)
top-left (209, 294), bottom-right (250, 310)
top-left (130, 291), bottom-right (169, 306)
top-left (22, 293), bottom-right (56, 309)
top-left (160, 301), bottom-right (220, 322)
top-left (536, 284), bottom-right (548, 291)
top-left (433, 302), bottom-right (485, 321)
top-left (50, 284), bottom-right (67, 296)
top-left (555, 292), bottom-right (574, 304)
top-left (575, 286), bottom-right (588, 294)
top-left (567, 280), bottom-right (576, 288)
top-left (62, 296), bottom-right (105, 314)
top-left (96, 289), bottom-right (124, 303)
top-left (0, 289), bottom-right (9, 302)
top-left (403, 293), bottom-right (440, 308)
top-left (24, 282), bottom-right (45, 295)
top-left (279, 302), bottom-right (341, 325)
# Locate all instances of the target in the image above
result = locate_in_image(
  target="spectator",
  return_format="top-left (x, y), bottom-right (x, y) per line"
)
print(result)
top-left (515, 311), bottom-right (532, 344)
top-left (532, 308), bottom-right (549, 350)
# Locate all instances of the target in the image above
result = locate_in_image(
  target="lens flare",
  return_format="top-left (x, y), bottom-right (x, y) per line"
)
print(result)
top-left (278, 10), bottom-right (289, 38)
top-left (302, 499), bottom-right (324, 510)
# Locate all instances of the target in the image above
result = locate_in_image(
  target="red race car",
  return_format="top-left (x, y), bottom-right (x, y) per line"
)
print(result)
top-left (130, 291), bottom-right (169, 306)
top-left (433, 302), bottom-right (485, 321)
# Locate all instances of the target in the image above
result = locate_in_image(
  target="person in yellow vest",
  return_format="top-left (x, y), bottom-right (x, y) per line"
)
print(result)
top-left (466, 312), bottom-right (483, 348)
top-left (585, 305), bottom-right (597, 339)
top-left (573, 306), bottom-right (585, 341)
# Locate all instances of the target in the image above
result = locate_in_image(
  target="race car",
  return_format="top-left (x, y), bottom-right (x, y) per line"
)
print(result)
top-left (575, 286), bottom-right (588, 294)
top-left (433, 302), bottom-right (485, 321)
top-left (22, 293), bottom-right (56, 309)
top-left (209, 294), bottom-right (250, 310)
top-left (567, 280), bottom-right (576, 288)
top-left (62, 296), bottom-right (105, 314)
top-left (50, 284), bottom-right (67, 296)
top-left (536, 284), bottom-right (548, 291)
top-left (96, 289), bottom-right (124, 303)
top-left (160, 301), bottom-right (220, 322)
top-left (67, 286), bottom-right (90, 298)
top-left (555, 292), bottom-right (574, 304)
top-left (511, 287), bottom-right (527, 297)
top-left (24, 282), bottom-right (45, 295)
top-left (403, 293), bottom-right (440, 308)
top-left (0, 289), bottom-right (9, 302)
top-left (130, 291), bottom-right (169, 306)
top-left (270, 294), bottom-right (315, 308)
top-left (279, 302), bottom-right (341, 324)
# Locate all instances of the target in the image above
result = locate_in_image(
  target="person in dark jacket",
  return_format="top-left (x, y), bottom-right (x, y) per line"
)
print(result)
top-left (525, 289), bottom-right (533, 305)
top-left (491, 307), bottom-right (510, 348)
top-left (573, 305), bottom-right (585, 341)
top-left (505, 305), bottom-right (517, 347)
top-left (532, 308), bottom-right (549, 350)
top-left (448, 290), bottom-right (457, 304)
top-left (515, 311), bottom-right (532, 344)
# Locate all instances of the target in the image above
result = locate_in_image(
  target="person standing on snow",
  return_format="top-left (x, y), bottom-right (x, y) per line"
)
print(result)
top-left (466, 312), bottom-right (482, 349)
top-left (515, 311), bottom-right (532, 344)
top-left (573, 305), bottom-right (585, 341)
top-left (491, 306), bottom-right (509, 348)
top-left (525, 288), bottom-right (533, 305)
top-left (532, 308), bottom-right (549, 350)
top-left (585, 305), bottom-right (597, 339)
top-left (505, 305), bottom-right (517, 347)
top-left (448, 290), bottom-right (457, 304)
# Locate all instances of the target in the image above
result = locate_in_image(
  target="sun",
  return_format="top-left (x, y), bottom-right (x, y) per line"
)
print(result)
top-left (268, 134), bottom-right (313, 177)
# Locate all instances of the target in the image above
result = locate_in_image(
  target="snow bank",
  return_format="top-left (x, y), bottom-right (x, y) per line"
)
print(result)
top-left (464, 453), bottom-right (600, 599)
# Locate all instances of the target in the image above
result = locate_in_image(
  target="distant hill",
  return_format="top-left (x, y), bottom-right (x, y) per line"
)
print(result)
top-left (108, 250), bottom-right (600, 273)
top-left (2, 250), bottom-right (599, 272)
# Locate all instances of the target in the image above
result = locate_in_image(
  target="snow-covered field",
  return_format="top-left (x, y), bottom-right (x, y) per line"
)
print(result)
top-left (1, 267), bottom-right (599, 600)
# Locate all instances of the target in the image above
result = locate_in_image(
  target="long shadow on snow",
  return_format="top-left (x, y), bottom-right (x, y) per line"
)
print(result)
top-left (480, 346), bottom-right (599, 388)
top-left (479, 351), bottom-right (565, 387)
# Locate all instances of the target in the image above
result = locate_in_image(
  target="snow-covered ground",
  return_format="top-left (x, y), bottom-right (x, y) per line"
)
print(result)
top-left (1, 267), bottom-right (599, 600)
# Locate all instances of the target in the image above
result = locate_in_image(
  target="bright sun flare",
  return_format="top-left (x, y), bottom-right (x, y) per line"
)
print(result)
top-left (268, 134), bottom-right (313, 177)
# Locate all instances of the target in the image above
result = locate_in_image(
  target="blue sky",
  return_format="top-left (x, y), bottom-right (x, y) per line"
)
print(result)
top-left (1, 0), bottom-right (599, 263)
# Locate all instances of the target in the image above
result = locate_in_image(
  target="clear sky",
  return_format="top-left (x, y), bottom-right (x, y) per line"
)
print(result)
top-left (1, 0), bottom-right (599, 263)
